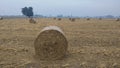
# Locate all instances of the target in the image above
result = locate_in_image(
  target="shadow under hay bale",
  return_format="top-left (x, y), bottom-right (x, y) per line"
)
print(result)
top-left (34, 26), bottom-right (68, 60)
top-left (29, 18), bottom-right (36, 24)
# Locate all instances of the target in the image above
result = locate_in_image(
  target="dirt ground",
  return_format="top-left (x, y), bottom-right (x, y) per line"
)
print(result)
top-left (0, 18), bottom-right (120, 68)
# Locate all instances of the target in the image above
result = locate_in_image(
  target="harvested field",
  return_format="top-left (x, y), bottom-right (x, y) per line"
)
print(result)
top-left (0, 18), bottom-right (120, 68)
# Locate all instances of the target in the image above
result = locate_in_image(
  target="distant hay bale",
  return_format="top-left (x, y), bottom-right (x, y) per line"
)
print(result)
top-left (58, 18), bottom-right (61, 21)
top-left (76, 18), bottom-right (80, 20)
top-left (34, 26), bottom-right (68, 60)
top-left (116, 18), bottom-right (120, 21)
top-left (0, 17), bottom-right (3, 20)
top-left (87, 18), bottom-right (90, 20)
top-left (71, 18), bottom-right (75, 22)
top-left (53, 17), bottom-right (56, 20)
top-left (69, 18), bottom-right (75, 22)
top-left (99, 18), bottom-right (102, 20)
top-left (29, 18), bottom-right (36, 24)
top-left (69, 18), bottom-right (72, 20)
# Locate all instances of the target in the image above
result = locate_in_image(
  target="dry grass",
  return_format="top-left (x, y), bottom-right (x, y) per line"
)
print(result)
top-left (0, 18), bottom-right (120, 68)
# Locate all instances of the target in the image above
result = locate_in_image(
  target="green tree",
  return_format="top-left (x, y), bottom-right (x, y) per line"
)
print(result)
top-left (22, 7), bottom-right (33, 18)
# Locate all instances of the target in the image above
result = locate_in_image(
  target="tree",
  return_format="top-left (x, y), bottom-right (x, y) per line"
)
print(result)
top-left (22, 7), bottom-right (34, 18)
top-left (21, 7), bottom-right (36, 24)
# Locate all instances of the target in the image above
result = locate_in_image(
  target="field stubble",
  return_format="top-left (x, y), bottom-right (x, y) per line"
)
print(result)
top-left (0, 18), bottom-right (120, 68)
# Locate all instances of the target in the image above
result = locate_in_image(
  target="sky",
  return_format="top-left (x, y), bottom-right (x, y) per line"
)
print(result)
top-left (0, 0), bottom-right (120, 16)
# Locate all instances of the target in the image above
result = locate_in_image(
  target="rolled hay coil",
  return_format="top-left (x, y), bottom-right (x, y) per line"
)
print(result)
top-left (34, 26), bottom-right (68, 60)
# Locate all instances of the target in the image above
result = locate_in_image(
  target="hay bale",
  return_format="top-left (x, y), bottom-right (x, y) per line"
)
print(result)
top-left (99, 18), bottom-right (102, 20)
top-left (34, 26), bottom-right (68, 60)
top-left (0, 17), bottom-right (3, 20)
top-left (87, 18), bottom-right (90, 20)
top-left (116, 18), bottom-right (120, 21)
top-left (69, 18), bottom-right (72, 20)
top-left (53, 17), bottom-right (56, 20)
top-left (71, 18), bottom-right (75, 22)
top-left (69, 18), bottom-right (75, 22)
top-left (29, 18), bottom-right (36, 24)
top-left (58, 18), bottom-right (61, 21)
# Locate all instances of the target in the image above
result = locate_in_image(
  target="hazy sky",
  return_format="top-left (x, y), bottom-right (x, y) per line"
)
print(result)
top-left (0, 0), bottom-right (120, 16)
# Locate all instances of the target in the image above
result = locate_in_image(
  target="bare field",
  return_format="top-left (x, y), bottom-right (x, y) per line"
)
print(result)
top-left (0, 18), bottom-right (120, 68)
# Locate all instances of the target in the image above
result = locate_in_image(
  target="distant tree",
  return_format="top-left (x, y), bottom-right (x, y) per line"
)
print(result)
top-left (21, 7), bottom-right (36, 24)
top-left (105, 15), bottom-right (114, 18)
top-left (22, 7), bottom-right (34, 18)
top-left (57, 15), bottom-right (63, 18)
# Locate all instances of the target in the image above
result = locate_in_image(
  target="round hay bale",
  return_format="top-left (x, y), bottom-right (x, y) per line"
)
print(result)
top-left (87, 18), bottom-right (90, 20)
top-left (34, 26), bottom-right (68, 60)
top-left (116, 18), bottom-right (120, 21)
top-left (69, 18), bottom-right (72, 20)
top-left (53, 17), bottom-right (56, 20)
top-left (71, 18), bottom-right (75, 22)
top-left (0, 17), bottom-right (3, 20)
top-left (58, 18), bottom-right (61, 21)
top-left (99, 18), bottom-right (102, 20)
top-left (29, 18), bottom-right (36, 24)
